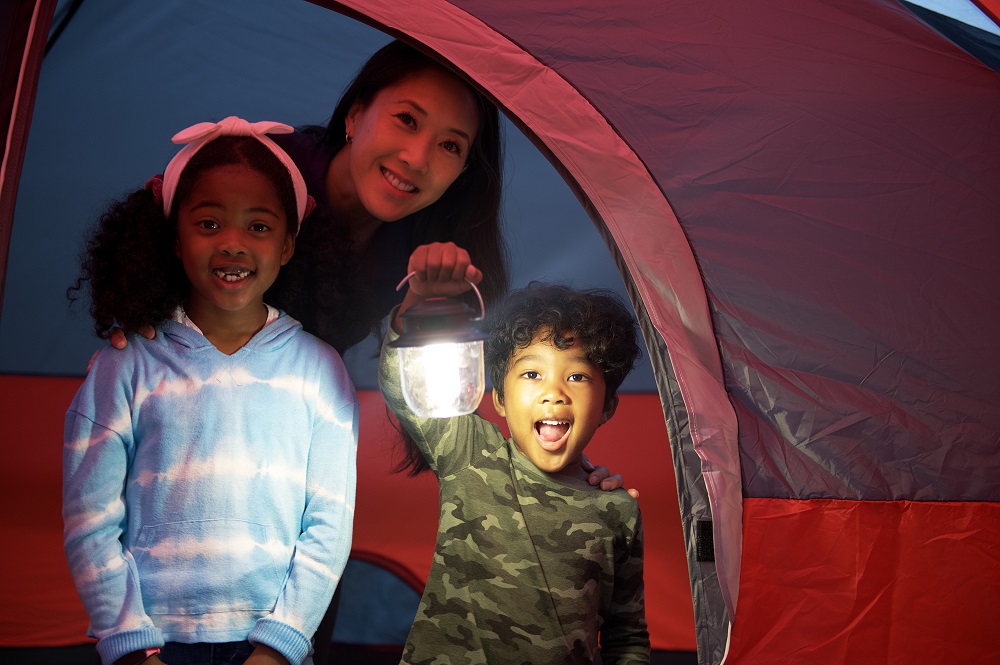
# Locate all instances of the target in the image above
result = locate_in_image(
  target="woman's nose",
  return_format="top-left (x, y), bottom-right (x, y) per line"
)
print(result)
top-left (400, 136), bottom-right (432, 173)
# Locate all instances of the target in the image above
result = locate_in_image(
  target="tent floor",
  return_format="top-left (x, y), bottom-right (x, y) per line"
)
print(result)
top-left (0, 644), bottom-right (697, 664)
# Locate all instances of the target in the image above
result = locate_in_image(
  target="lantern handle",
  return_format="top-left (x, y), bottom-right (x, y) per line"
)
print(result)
top-left (395, 271), bottom-right (486, 321)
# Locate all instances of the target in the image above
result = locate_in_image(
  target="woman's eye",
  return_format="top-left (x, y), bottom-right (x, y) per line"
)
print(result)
top-left (395, 112), bottom-right (417, 128)
top-left (441, 140), bottom-right (464, 157)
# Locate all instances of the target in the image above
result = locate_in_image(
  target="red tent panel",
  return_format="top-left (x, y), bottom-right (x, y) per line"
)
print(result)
top-left (727, 498), bottom-right (1000, 663)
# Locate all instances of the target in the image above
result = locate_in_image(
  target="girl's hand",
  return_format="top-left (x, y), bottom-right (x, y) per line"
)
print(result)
top-left (244, 644), bottom-right (288, 665)
top-left (582, 454), bottom-right (639, 499)
top-left (405, 242), bottom-right (482, 299)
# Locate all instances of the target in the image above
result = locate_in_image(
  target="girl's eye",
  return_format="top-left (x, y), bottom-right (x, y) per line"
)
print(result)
top-left (197, 220), bottom-right (220, 230)
top-left (249, 222), bottom-right (270, 233)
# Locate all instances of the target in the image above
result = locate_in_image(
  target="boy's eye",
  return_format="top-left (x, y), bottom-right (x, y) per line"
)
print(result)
top-left (568, 373), bottom-right (589, 382)
top-left (522, 371), bottom-right (540, 380)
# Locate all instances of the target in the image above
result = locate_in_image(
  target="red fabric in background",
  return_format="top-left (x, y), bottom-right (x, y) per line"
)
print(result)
top-left (0, 374), bottom-right (694, 650)
top-left (728, 497), bottom-right (1000, 664)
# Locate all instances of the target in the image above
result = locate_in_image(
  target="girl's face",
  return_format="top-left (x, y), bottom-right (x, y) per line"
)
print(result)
top-left (175, 164), bottom-right (294, 324)
top-left (341, 67), bottom-right (480, 222)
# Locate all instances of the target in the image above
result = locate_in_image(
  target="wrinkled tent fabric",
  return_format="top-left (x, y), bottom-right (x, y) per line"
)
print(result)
top-left (3, 0), bottom-right (1000, 663)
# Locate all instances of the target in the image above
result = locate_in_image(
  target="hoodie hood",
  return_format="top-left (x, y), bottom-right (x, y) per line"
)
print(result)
top-left (157, 309), bottom-right (303, 354)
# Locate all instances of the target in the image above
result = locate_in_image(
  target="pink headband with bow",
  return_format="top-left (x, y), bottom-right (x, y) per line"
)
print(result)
top-left (160, 116), bottom-right (312, 227)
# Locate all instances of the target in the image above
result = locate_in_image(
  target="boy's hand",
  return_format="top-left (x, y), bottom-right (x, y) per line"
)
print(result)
top-left (394, 243), bottom-right (483, 333)
top-left (406, 242), bottom-right (482, 298)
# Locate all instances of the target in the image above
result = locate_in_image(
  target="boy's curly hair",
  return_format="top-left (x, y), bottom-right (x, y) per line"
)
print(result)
top-left (68, 136), bottom-right (302, 338)
top-left (485, 282), bottom-right (641, 410)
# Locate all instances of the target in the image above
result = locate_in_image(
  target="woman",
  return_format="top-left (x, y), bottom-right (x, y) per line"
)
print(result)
top-left (267, 39), bottom-right (507, 354)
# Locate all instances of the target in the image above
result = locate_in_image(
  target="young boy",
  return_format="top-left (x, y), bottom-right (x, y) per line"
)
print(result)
top-left (379, 245), bottom-right (649, 665)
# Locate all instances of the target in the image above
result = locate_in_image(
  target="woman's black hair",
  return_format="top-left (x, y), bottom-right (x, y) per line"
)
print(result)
top-left (68, 135), bottom-right (300, 338)
top-left (485, 282), bottom-right (641, 411)
top-left (324, 39), bottom-right (508, 306)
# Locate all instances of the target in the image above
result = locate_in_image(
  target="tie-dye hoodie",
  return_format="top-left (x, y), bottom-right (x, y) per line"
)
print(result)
top-left (62, 313), bottom-right (358, 665)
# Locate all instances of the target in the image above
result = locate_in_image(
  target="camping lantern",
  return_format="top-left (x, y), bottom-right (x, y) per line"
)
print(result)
top-left (389, 273), bottom-right (488, 418)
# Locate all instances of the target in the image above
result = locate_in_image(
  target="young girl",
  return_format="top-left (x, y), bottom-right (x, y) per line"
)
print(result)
top-left (63, 117), bottom-right (358, 665)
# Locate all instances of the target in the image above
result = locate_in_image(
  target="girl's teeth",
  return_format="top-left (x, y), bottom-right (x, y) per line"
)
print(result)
top-left (214, 269), bottom-right (251, 282)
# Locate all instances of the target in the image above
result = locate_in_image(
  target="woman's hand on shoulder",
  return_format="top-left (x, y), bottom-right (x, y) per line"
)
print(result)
top-left (108, 325), bottom-right (156, 350)
top-left (582, 454), bottom-right (638, 499)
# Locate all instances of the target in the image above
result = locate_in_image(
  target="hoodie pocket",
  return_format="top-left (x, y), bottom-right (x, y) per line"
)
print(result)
top-left (133, 518), bottom-right (287, 615)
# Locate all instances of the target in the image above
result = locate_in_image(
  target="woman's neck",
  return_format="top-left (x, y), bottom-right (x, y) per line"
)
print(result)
top-left (325, 146), bottom-right (384, 251)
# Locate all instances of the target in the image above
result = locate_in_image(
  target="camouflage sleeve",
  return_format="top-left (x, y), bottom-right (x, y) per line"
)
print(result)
top-left (378, 328), bottom-right (499, 478)
top-left (600, 510), bottom-right (650, 664)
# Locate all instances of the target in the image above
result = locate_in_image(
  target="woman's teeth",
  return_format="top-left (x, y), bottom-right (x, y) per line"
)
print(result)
top-left (383, 168), bottom-right (417, 193)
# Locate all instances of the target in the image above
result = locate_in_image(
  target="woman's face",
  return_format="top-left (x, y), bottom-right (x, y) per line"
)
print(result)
top-left (342, 67), bottom-right (480, 222)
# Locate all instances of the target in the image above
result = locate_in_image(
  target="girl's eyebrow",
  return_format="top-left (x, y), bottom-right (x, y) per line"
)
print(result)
top-left (187, 201), bottom-right (281, 218)
top-left (396, 99), bottom-right (472, 143)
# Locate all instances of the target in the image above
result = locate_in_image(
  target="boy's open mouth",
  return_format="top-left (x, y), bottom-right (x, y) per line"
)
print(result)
top-left (535, 419), bottom-right (570, 449)
top-left (213, 267), bottom-right (254, 283)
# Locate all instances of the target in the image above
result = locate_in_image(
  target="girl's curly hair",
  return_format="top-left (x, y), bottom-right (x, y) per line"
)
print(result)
top-left (68, 136), bottom-right (300, 338)
top-left (68, 186), bottom-right (186, 338)
top-left (485, 282), bottom-right (641, 410)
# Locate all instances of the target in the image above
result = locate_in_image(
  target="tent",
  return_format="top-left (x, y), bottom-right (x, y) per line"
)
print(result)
top-left (3, 1), bottom-right (999, 663)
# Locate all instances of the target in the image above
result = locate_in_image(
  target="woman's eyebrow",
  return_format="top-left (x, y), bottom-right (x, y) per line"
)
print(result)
top-left (396, 99), bottom-right (472, 143)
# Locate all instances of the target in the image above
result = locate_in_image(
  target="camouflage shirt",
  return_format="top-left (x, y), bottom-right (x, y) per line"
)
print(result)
top-left (379, 334), bottom-right (649, 665)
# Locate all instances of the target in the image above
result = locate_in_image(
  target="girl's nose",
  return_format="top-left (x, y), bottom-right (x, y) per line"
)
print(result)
top-left (217, 228), bottom-right (247, 255)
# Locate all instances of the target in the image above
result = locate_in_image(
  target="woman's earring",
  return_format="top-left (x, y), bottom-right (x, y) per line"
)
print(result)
top-left (345, 133), bottom-right (352, 144)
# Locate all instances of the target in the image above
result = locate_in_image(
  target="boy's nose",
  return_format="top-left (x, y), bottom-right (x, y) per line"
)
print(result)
top-left (540, 384), bottom-right (568, 404)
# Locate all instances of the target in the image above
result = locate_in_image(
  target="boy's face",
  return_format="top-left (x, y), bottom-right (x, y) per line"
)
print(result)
top-left (493, 332), bottom-right (616, 479)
